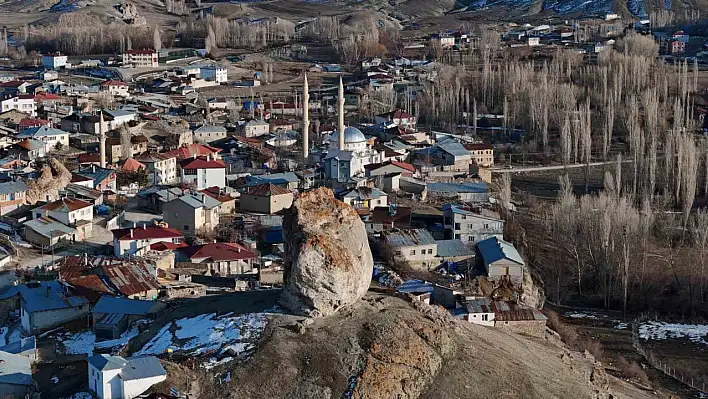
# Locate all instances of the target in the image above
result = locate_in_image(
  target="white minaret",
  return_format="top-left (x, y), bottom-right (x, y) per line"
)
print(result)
top-left (338, 75), bottom-right (345, 150)
top-left (302, 73), bottom-right (309, 160)
top-left (99, 110), bottom-right (106, 168)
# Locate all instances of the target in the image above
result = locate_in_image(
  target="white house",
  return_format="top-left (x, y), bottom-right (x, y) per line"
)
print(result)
top-left (42, 53), bottom-right (68, 69)
top-left (34, 197), bottom-right (93, 226)
top-left (88, 354), bottom-right (166, 399)
top-left (240, 119), bottom-right (270, 137)
top-left (456, 298), bottom-right (496, 326)
top-left (1, 95), bottom-right (37, 117)
top-left (342, 187), bottom-right (388, 211)
top-left (17, 126), bottom-right (69, 150)
top-left (99, 80), bottom-right (129, 97)
top-left (123, 49), bottom-right (158, 68)
top-left (200, 65), bottom-right (228, 83)
top-left (193, 125), bottom-right (228, 143)
top-left (442, 204), bottom-right (504, 244)
top-left (105, 109), bottom-right (138, 130)
top-left (179, 155), bottom-right (226, 190)
top-left (135, 152), bottom-right (178, 184)
top-left (111, 225), bottom-right (185, 257)
top-left (383, 229), bottom-right (438, 269)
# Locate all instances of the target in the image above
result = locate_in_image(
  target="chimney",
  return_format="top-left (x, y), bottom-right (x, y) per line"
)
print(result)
top-left (46, 284), bottom-right (51, 298)
top-left (92, 165), bottom-right (96, 173)
top-left (193, 154), bottom-right (197, 159)
top-left (143, 224), bottom-right (146, 230)
top-left (130, 229), bottom-right (134, 238)
top-left (133, 222), bottom-right (137, 228)
top-left (83, 253), bottom-right (88, 266)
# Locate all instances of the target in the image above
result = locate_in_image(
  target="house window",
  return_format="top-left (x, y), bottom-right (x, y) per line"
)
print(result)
top-left (454, 234), bottom-right (460, 239)
top-left (468, 236), bottom-right (474, 242)
top-left (461, 215), bottom-right (466, 220)
top-left (184, 225), bottom-right (189, 231)
top-left (484, 224), bottom-right (489, 229)
top-left (482, 314), bottom-right (488, 321)
top-left (184, 169), bottom-right (197, 175)
top-left (454, 223), bottom-right (460, 230)
top-left (427, 249), bottom-right (433, 254)
top-left (410, 250), bottom-right (416, 255)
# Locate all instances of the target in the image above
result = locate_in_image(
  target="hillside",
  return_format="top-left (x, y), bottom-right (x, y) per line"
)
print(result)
top-left (178, 293), bottom-right (657, 399)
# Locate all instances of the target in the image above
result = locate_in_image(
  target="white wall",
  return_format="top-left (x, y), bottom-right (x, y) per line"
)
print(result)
top-left (466, 312), bottom-right (495, 326)
top-left (23, 304), bottom-right (89, 333)
top-left (182, 168), bottom-right (225, 190)
top-left (123, 375), bottom-right (167, 399)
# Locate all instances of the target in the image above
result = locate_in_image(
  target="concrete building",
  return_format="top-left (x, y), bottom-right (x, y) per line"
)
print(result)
top-left (0, 350), bottom-right (33, 398)
top-left (0, 281), bottom-right (90, 334)
top-left (464, 143), bottom-right (494, 167)
top-left (240, 119), bottom-right (270, 137)
top-left (88, 354), bottom-right (166, 399)
top-left (476, 236), bottom-right (524, 287)
top-left (123, 49), bottom-right (159, 68)
top-left (33, 197), bottom-right (93, 239)
top-left (442, 204), bottom-right (504, 244)
top-left (341, 187), bottom-right (388, 211)
top-left (1, 95), bottom-right (36, 117)
top-left (162, 192), bottom-right (221, 235)
top-left (383, 229), bottom-right (438, 269)
top-left (239, 183), bottom-right (293, 214)
top-left (112, 225), bottom-right (184, 258)
top-left (179, 156), bottom-right (226, 190)
top-left (7, 139), bottom-right (46, 161)
top-left (23, 217), bottom-right (77, 248)
top-left (199, 65), bottom-right (228, 83)
top-left (17, 126), bottom-right (70, 151)
top-left (135, 152), bottom-right (178, 185)
top-left (92, 296), bottom-right (163, 340)
top-left (194, 125), bottom-right (228, 143)
top-left (0, 181), bottom-right (28, 216)
top-left (99, 80), bottom-right (129, 97)
top-left (176, 242), bottom-right (258, 276)
top-left (42, 53), bottom-right (68, 69)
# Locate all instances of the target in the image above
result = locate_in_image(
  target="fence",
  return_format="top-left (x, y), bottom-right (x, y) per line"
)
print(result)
top-left (631, 314), bottom-right (707, 394)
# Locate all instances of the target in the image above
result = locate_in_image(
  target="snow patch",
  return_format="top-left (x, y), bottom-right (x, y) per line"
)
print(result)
top-left (50, 376), bottom-right (59, 384)
top-left (63, 393), bottom-right (93, 399)
top-left (615, 323), bottom-right (629, 330)
top-left (58, 321), bottom-right (145, 355)
top-left (638, 321), bottom-right (708, 345)
top-left (136, 312), bottom-right (267, 364)
top-left (565, 312), bottom-right (599, 319)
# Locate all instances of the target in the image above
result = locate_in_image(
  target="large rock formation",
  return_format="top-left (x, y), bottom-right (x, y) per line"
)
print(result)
top-left (280, 188), bottom-right (373, 317)
top-left (24, 159), bottom-right (72, 205)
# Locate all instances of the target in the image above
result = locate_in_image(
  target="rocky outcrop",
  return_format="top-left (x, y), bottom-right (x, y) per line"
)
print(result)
top-left (280, 188), bottom-right (373, 317)
top-left (24, 159), bottom-right (72, 205)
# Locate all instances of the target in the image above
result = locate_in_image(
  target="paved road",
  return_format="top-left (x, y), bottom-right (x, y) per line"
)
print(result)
top-left (489, 159), bottom-right (634, 173)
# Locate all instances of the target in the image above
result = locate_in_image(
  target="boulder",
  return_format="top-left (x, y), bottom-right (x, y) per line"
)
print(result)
top-left (280, 188), bottom-right (373, 317)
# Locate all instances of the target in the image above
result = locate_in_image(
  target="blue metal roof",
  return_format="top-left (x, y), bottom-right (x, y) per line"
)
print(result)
top-left (396, 279), bottom-right (433, 294)
top-left (92, 295), bottom-right (158, 316)
top-left (18, 126), bottom-right (68, 139)
top-left (0, 350), bottom-right (32, 386)
top-left (73, 166), bottom-right (114, 186)
top-left (121, 356), bottom-right (167, 380)
top-left (476, 236), bottom-right (524, 266)
top-left (88, 354), bottom-right (127, 371)
top-left (437, 141), bottom-right (470, 157)
top-left (0, 181), bottom-right (28, 195)
top-left (0, 336), bottom-right (36, 357)
top-left (14, 281), bottom-right (88, 313)
top-left (436, 239), bottom-right (474, 258)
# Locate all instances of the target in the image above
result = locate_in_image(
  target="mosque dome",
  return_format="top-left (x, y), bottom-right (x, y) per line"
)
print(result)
top-left (330, 126), bottom-right (367, 144)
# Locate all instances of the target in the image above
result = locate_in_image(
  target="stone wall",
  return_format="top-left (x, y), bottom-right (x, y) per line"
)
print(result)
top-left (495, 320), bottom-right (546, 338)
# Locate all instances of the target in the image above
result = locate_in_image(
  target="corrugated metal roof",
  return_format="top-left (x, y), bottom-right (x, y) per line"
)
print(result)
top-left (121, 356), bottom-right (167, 380)
top-left (0, 181), bottom-right (28, 195)
top-left (175, 193), bottom-right (221, 210)
top-left (92, 296), bottom-right (158, 316)
top-left (396, 279), bottom-right (433, 294)
top-left (427, 182), bottom-right (488, 194)
top-left (88, 354), bottom-right (127, 371)
top-left (384, 229), bottom-right (436, 248)
top-left (476, 236), bottom-right (524, 266)
top-left (245, 183), bottom-right (291, 197)
top-left (437, 141), bottom-right (470, 157)
top-left (18, 126), bottom-right (68, 138)
top-left (0, 336), bottom-right (36, 356)
top-left (0, 350), bottom-right (32, 386)
top-left (436, 239), bottom-right (474, 258)
top-left (24, 217), bottom-right (76, 238)
top-left (343, 187), bottom-right (387, 200)
top-left (97, 312), bottom-right (126, 326)
top-left (11, 281), bottom-right (88, 313)
top-left (103, 263), bottom-right (160, 296)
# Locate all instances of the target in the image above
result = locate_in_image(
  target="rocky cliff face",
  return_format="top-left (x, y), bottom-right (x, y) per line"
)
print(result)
top-left (280, 188), bottom-right (373, 317)
top-left (207, 293), bottom-right (648, 399)
top-left (25, 159), bottom-right (72, 205)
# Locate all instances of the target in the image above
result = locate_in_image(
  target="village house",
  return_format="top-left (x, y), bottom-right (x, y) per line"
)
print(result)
top-left (106, 136), bottom-right (149, 164)
top-left (0, 95), bottom-right (36, 117)
top-left (112, 225), bottom-right (185, 258)
top-left (240, 183), bottom-right (293, 214)
top-left (176, 242), bottom-right (258, 276)
top-left (23, 217), bottom-right (77, 248)
top-left (179, 155), bottom-right (226, 190)
top-left (73, 166), bottom-right (117, 191)
top-left (199, 65), bottom-right (228, 83)
top-left (88, 354), bottom-right (167, 399)
top-left (17, 126), bottom-right (69, 151)
top-left (0, 349), bottom-right (33, 397)
top-left (375, 110), bottom-right (417, 130)
top-left (442, 204), bottom-right (504, 244)
top-left (243, 172), bottom-right (300, 191)
top-left (42, 53), bottom-right (68, 69)
top-left (162, 192), bottom-right (221, 235)
top-left (123, 49), bottom-right (159, 68)
top-left (0, 281), bottom-right (89, 334)
top-left (241, 119), bottom-right (270, 137)
top-left (455, 298), bottom-right (547, 337)
top-left (99, 80), bottom-right (129, 97)
top-left (92, 296), bottom-right (163, 340)
top-left (427, 182), bottom-right (488, 202)
top-left (464, 143), bottom-right (494, 167)
top-left (135, 152), bottom-right (178, 185)
top-left (7, 139), bottom-right (46, 161)
top-left (475, 236), bottom-right (524, 287)
top-left (0, 181), bottom-right (28, 216)
top-left (434, 141), bottom-right (472, 171)
top-left (200, 186), bottom-right (237, 214)
top-left (365, 205), bottom-right (412, 234)
top-left (193, 125), bottom-right (228, 143)
top-left (341, 187), bottom-right (388, 211)
top-left (383, 229), bottom-right (438, 269)
top-left (105, 109), bottom-right (138, 130)
top-left (269, 119), bottom-right (294, 133)
top-left (33, 197), bottom-right (93, 239)
top-left (163, 143), bottom-right (221, 162)
top-left (365, 161), bottom-right (416, 178)
top-left (63, 183), bottom-right (104, 206)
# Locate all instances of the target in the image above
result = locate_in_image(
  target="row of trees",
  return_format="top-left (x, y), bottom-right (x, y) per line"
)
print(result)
top-left (179, 16), bottom-right (295, 53)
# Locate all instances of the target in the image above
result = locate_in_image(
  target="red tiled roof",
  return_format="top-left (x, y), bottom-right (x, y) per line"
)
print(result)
top-left (78, 153), bottom-right (101, 164)
top-left (17, 94), bottom-right (34, 100)
top-left (245, 183), bottom-right (291, 197)
top-left (391, 161), bottom-right (416, 173)
top-left (112, 225), bottom-right (184, 241)
top-left (19, 118), bottom-right (49, 128)
top-left (163, 144), bottom-right (221, 160)
top-left (0, 81), bottom-right (25, 88)
top-left (35, 93), bottom-right (62, 101)
top-left (179, 242), bottom-right (257, 262)
top-left (121, 158), bottom-right (146, 172)
top-left (100, 80), bottom-right (127, 87)
top-left (179, 156), bottom-right (226, 169)
top-left (71, 174), bottom-right (94, 183)
top-left (40, 197), bottom-right (92, 212)
top-left (67, 275), bottom-right (113, 302)
top-left (200, 186), bottom-right (236, 203)
top-left (150, 241), bottom-right (187, 251)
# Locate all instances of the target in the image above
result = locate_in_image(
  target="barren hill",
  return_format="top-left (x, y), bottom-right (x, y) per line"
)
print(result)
top-left (185, 293), bottom-right (654, 399)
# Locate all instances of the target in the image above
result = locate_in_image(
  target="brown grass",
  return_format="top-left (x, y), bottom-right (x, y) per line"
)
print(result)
top-left (582, 339), bottom-right (604, 359)
top-left (544, 310), bottom-right (578, 345)
top-left (618, 357), bottom-right (650, 385)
